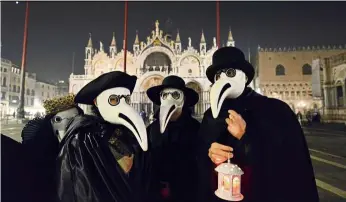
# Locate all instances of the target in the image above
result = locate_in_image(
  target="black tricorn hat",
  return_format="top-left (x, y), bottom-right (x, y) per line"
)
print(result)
top-left (206, 47), bottom-right (254, 86)
top-left (75, 71), bottom-right (137, 105)
top-left (146, 75), bottom-right (199, 107)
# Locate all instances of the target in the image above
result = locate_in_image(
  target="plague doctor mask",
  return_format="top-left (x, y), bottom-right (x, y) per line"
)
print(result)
top-left (95, 87), bottom-right (148, 151)
top-left (159, 88), bottom-right (184, 134)
top-left (210, 68), bottom-right (248, 118)
top-left (51, 107), bottom-right (80, 141)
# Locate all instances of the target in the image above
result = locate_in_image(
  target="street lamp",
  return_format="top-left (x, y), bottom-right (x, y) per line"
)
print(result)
top-left (17, 1), bottom-right (29, 119)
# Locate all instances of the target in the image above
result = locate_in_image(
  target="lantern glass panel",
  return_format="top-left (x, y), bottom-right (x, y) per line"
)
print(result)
top-left (222, 175), bottom-right (231, 191)
top-left (232, 176), bottom-right (241, 196)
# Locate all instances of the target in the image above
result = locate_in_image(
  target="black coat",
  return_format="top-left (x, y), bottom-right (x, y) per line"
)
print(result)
top-left (147, 109), bottom-right (200, 202)
top-left (197, 88), bottom-right (319, 202)
top-left (56, 115), bottom-right (154, 202)
top-left (1, 135), bottom-right (31, 202)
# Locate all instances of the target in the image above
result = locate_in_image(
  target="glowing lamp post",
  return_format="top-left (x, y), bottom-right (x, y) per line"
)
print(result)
top-left (215, 158), bottom-right (244, 201)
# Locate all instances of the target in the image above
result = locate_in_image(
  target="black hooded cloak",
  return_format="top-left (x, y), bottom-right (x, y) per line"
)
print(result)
top-left (197, 88), bottom-right (319, 202)
top-left (56, 114), bottom-right (154, 202)
top-left (147, 108), bottom-right (200, 202)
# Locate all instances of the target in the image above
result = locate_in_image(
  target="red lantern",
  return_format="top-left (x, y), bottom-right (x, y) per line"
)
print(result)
top-left (215, 158), bottom-right (244, 201)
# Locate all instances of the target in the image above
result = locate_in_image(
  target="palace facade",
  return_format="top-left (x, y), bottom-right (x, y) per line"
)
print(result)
top-left (256, 45), bottom-right (346, 115)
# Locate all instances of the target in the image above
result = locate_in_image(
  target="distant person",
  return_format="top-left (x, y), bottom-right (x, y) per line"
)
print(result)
top-left (297, 111), bottom-right (303, 125)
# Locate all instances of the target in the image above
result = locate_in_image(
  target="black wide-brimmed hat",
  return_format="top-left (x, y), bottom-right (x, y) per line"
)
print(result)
top-left (206, 47), bottom-right (254, 86)
top-left (75, 71), bottom-right (137, 105)
top-left (146, 75), bottom-right (199, 107)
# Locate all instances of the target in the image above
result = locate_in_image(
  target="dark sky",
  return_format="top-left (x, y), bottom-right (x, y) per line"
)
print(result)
top-left (2, 1), bottom-right (346, 82)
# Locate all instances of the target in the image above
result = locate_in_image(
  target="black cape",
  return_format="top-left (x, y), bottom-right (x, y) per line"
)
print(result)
top-left (1, 135), bottom-right (31, 202)
top-left (147, 108), bottom-right (200, 202)
top-left (56, 115), bottom-right (154, 202)
top-left (197, 88), bottom-right (319, 202)
top-left (21, 116), bottom-right (60, 202)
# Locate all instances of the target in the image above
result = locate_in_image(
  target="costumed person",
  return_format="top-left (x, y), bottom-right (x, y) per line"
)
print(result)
top-left (197, 47), bottom-right (319, 202)
top-left (57, 71), bottom-right (153, 202)
top-left (146, 75), bottom-right (200, 202)
top-left (21, 94), bottom-right (83, 202)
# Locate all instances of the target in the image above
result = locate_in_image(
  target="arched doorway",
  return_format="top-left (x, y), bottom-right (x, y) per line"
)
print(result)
top-left (143, 52), bottom-right (172, 74)
top-left (140, 75), bottom-right (164, 114)
top-left (186, 81), bottom-right (202, 116)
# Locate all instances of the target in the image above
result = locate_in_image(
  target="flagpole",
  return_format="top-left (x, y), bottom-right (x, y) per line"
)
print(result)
top-left (216, 0), bottom-right (220, 48)
top-left (17, 1), bottom-right (29, 119)
top-left (123, 0), bottom-right (128, 73)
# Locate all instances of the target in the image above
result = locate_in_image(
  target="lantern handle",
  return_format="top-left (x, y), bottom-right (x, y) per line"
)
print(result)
top-left (227, 152), bottom-right (231, 164)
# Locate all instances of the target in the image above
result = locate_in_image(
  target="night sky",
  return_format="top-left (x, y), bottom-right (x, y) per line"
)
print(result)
top-left (2, 1), bottom-right (346, 82)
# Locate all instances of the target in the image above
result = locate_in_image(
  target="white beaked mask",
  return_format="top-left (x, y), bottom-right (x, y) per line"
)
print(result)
top-left (210, 68), bottom-right (247, 118)
top-left (159, 88), bottom-right (184, 134)
top-left (96, 87), bottom-right (148, 151)
top-left (51, 107), bottom-right (79, 141)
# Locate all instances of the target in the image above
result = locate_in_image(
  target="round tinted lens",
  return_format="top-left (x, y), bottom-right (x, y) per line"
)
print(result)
top-left (54, 116), bottom-right (62, 123)
top-left (125, 95), bottom-right (131, 104)
top-left (108, 95), bottom-right (120, 106)
top-left (171, 91), bottom-right (180, 100)
top-left (226, 68), bottom-right (236, 77)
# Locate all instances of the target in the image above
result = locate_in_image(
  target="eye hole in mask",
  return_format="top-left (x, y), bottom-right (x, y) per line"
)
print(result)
top-left (53, 116), bottom-right (63, 123)
top-left (108, 95), bottom-right (131, 106)
top-left (160, 91), bottom-right (181, 100)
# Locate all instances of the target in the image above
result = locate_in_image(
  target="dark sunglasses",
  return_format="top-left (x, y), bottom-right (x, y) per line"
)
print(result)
top-left (214, 68), bottom-right (248, 82)
top-left (214, 68), bottom-right (237, 81)
top-left (160, 91), bottom-right (181, 100)
top-left (108, 94), bottom-right (131, 106)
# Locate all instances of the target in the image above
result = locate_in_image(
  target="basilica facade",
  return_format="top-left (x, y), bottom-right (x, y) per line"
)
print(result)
top-left (69, 20), bottom-right (236, 117)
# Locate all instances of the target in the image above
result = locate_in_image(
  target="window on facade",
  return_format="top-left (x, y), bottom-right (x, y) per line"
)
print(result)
top-left (12, 85), bottom-right (16, 92)
top-left (42, 85), bottom-right (44, 88)
top-left (4, 68), bottom-right (7, 72)
top-left (188, 69), bottom-right (192, 74)
top-left (31, 98), bottom-right (34, 106)
top-left (2, 77), bottom-right (7, 87)
top-left (1, 92), bottom-right (5, 99)
top-left (17, 86), bottom-right (20, 93)
top-left (302, 64), bottom-right (312, 75)
top-left (31, 90), bottom-right (35, 96)
top-left (337, 86), bottom-right (344, 107)
top-left (42, 92), bottom-right (44, 96)
top-left (26, 89), bottom-right (30, 95)
top-left (275, 65), bottom-right (285, 76)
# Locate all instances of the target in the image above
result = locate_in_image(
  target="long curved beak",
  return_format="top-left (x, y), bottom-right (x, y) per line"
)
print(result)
top-left (117, 104), bottom-right (148, 151)
top-left (210, 79), bottom-right (233, 119)
top-left (159, 103), bottom-right (177, 134)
